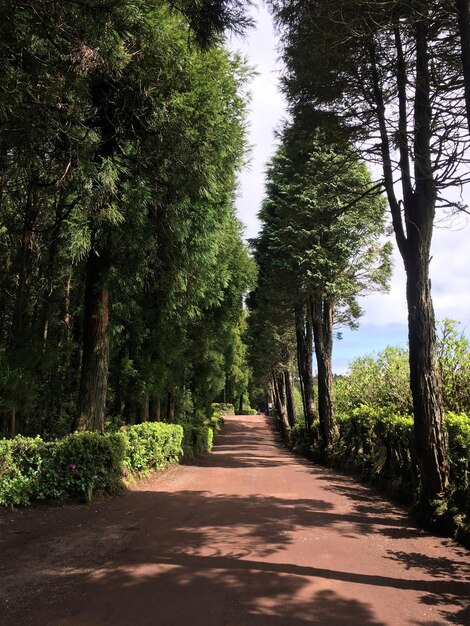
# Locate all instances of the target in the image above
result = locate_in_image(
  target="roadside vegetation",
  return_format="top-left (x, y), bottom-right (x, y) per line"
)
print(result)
top-left (1, 0), bottom-right (469, 547)
top-left (286, 323), bottom-right (470, 542)
top-left (0, 403), bottom-right (231, 507)
top-left (0, 2), bottom-right (254, 504)
top-left (247, 0), bottom-right (470, 540)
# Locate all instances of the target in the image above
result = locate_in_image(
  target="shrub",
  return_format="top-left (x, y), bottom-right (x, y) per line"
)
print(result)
top-left (288, 422), bottom-right (319, 455)
top-left (49, 432), bottom-right (126, 502)
top-left (0, 432), bottom-right (126, 506)
top-left (0, 436), bottom-right (47, 506)
top-left (123, 422), bottom-right (183, 473)
top-left (0, 425), bottom-right (184, 506)
top-left (182, 425), bottom-right (214, 457)
top-left (1, 415), bottom-right (223, 508)
top-left (209, 414), bottom-right (224, 432)
top-left (335, 347), bottom-right (412, 414)
top-left (438, 320), bottom-right (470, 414)
top-left (445, 412), bottom-right (470, 518)
top-left (284, 404), bottom-right (470, 535)
top-left (211, 402), bottom-right (235, 415)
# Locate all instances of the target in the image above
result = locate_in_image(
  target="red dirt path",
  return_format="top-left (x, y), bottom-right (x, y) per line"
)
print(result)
top-left (1, 414), bottom-right (469, 625)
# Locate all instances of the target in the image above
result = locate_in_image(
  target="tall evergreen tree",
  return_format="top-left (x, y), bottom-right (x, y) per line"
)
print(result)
top-left (250, 119), bottom-right (391, 450)
top-left (0, 1), bottom-right (253, 436)
top-left (270, 0), bottom-right (470, 504)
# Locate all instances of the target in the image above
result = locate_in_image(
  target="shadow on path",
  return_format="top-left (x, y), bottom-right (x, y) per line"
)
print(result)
top-left (1, 414), bottom-right (468, 626)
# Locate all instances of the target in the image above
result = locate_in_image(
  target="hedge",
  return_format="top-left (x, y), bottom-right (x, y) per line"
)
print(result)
top-left (0, 432), bottom-right (126, 506)
top-left (182, 424), bottom-right (214, 457)
top-left (0, 406), bottom-right (234, 508)
top-left (180, 403), bottom-right (227, 458)
top-left (123, 422), bottom-right (183, 473)
top-left (211, 403), bottom-right (235, 415)
top-left (286, 406), bottom-right (470, 536)
top-left (0, 422), bottom-right (184, 507)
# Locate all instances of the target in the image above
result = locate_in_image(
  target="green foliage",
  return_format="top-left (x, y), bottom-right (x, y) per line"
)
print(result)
top-left (182, 425), bottom-right (214, 457)
top-left (288, 421), bottom-right (319, 455)
top-left (437, 319), bottom-right (470, 414)
top-left (445, 412), bottom-right (470, 517)
top-left (247, 114), bottom-right (391, 430)
top-left (211, 403), bottom-right (234, 416)
top-left (50, 433), bottom-right (126, 503)
top-left (0, 0), bottom-right (253, 438)
top-left (123, 423), bottom-right (183, 473)
top-left (284, 405), bottom-right (470, 535)
top-left (336, 323), bottom-right (470, 417)
top-left (0, 436), bottom-right (48, 506)
top-left (0, 433), bottom-right (126, 506)
top-left (293, 385), bottom-right (304, 423)
top-left (333, 407), bottom-right (414, 488)
top-left (335, 346), bottom-right (411, 414)
top-left (179, 400), bottom-right (232, 457)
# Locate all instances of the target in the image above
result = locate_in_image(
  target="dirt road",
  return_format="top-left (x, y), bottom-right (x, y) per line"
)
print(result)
top-left (1, 414), bottom-right (469, 625)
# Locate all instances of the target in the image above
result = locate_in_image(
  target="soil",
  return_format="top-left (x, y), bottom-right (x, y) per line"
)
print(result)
top-left (1, 414), bottom-right (469, 625)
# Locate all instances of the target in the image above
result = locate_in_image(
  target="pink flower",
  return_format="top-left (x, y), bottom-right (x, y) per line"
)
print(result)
top-left (69, 464), bottom-right (77, 471)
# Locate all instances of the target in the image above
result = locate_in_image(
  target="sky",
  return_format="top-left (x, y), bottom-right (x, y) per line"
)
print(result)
top-left (228, 4), bottom-right (470, 374)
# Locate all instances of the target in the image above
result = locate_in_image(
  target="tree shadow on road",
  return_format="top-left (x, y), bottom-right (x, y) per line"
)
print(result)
top-left (1, 414), bottom-right (468, 625)
top-left (1, 487), bottom-right (469, 625)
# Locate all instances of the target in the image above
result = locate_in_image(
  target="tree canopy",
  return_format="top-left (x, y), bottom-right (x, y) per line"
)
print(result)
top-left (0, 0), bottom-right (254, 437)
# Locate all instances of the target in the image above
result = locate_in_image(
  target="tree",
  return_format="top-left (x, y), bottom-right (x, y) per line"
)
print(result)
top-left (271, 0), bottom-right (470, 504)
top-left (254, 118), bottom-right (391, 451)
top-left (456, 0), bottom-right (470, 133)
top-left (0, 1), bottom-right (253, 436)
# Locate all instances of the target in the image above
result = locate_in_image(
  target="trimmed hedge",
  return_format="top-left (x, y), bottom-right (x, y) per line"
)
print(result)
top-left (286, 406), bottom-right (470, 536)
top-left (0, 406), bottom-right (231, 507)
top-left (180, 403), bottom-right (227, 458)
top-left (211, 402), bottom-right (235, 415)
top-left (123, 422), bottom-right (183, 473)
top-left (0, 422), bottom-right (183, 507)
top-left (446, 412), bottom-right (470, 518)
top-left (182, 424), bottom-right (214, 457)
top-left (0, 432), bottom-right (126, 506)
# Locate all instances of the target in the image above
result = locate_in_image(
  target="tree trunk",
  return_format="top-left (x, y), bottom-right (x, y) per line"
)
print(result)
top-left (149, 397), bottom-right (161, 421)
top-left (12, 186), bottom-right (35, 346)
top-left (239, 393), bottom-right (244, 413)
top-left (75, 248), bottom-right (110, 433)
top-left (403, 19), bottom-right (448, 503)
top-left (405, 247), bottom-right (448, 501)
top-left (311, 297), bottom-right (335, 452)
top-left (457, 0), bottom-right (470, 134)
top-left (284, 370), bottom-right (296, 428)
top-left (10, 406), bottom-right (16, 439)
top-left (295, 302), bottom-right (316, 428)
top-left (370, 23), bottom-right (449, 504)
top-left (272, 372), bottom-right (289, 434)
top-left (140, 394), bottom-right (149, 422)
top-left (166, 391), bottom-right (175, 421)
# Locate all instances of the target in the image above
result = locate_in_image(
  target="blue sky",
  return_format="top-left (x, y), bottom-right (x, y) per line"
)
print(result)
top-left (228, 4), bottom-right (470, 374)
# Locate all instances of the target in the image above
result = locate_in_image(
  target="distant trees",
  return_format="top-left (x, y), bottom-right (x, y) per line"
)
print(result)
top-left (0, 1), bottom-right (254, 437)
top-left (248, 117), bottom-right (391, 452)
top-left (336, 319), bottom-right (470, 417)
